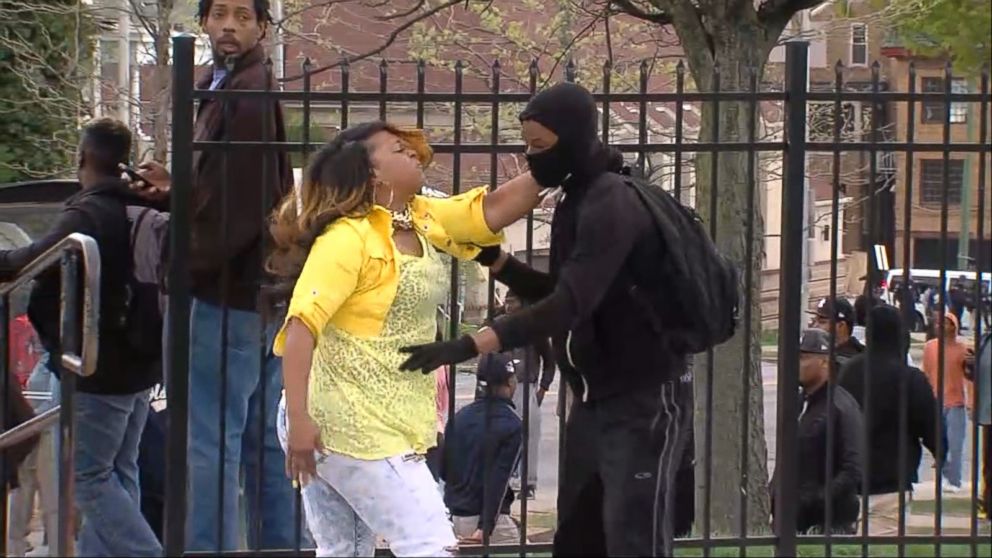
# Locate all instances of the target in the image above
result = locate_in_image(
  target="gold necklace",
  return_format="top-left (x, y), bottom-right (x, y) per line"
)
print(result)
top-left (390, 205), bottom-right (414, 231)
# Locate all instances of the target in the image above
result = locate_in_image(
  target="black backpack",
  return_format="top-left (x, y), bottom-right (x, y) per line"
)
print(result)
top-left (122, 206), bottom-right (169, 362)
top-left (622, 174), bottom-right (740, 354)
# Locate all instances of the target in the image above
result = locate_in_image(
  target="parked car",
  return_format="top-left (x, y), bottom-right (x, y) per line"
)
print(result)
top-left (882, 268), bottom-right (992, 332)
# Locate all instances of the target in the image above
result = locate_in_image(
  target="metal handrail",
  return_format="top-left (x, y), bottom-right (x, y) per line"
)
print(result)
top-left (0, 406), bottom-right (59, 449)
top-left (0, 232), bottom-right (101, 376)
top-left (1, 232), bottom-right (100, 557)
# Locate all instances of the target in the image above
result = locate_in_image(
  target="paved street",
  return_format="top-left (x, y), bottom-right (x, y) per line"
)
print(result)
top-left (455, 350), bottom-right (978, 529)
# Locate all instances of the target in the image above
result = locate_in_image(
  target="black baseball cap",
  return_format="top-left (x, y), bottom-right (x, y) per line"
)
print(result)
top-left (809, 297), bottom-right (855, 327)
top-left (799, 328), bottom-right (832, 355)
top-left (477, 353), bottom-right (517, 386)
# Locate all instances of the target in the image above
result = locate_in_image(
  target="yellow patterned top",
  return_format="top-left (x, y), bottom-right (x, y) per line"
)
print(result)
top-left (272, 187), bottom-right (501, 459)
top-left (308, 237), bottom-right (449, 459)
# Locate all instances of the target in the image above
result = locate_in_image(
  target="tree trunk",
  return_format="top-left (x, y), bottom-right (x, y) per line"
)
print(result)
top-left (678, 22), bottom-right (779, 537)
top-left (150, 0), bottom-right (172, 162)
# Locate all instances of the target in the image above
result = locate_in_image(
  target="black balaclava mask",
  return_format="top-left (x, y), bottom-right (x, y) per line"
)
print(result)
top-left (520, 82), bottom-right (618, 190)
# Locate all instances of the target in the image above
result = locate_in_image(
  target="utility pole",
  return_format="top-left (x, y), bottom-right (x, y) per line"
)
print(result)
top-left (799, 10), bottom-right (812, 324)
top-left (117, 0), bottom-right (131, 127)
top-left (958, 79), bottom-right (974, 270)
top-left (270, 0), bottom-right (285, 80)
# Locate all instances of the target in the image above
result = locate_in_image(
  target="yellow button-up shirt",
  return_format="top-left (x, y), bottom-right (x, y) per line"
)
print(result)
top-left (273, 185), bottom-right (502, 350)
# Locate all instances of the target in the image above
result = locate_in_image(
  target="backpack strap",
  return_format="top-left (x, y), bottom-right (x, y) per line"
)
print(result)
top-left (130, 207), bottom-right (153, 249)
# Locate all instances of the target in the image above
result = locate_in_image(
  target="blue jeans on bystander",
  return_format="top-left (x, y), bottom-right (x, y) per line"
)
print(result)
top-left (943, 405), bottom-right (967, 488)
top-left (185, 298), bottom-right (298, 552)
top-left (74, 389), bottom-right (161, 557)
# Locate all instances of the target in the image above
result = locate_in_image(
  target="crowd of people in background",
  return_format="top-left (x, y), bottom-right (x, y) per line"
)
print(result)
top-left (775, 292), bottom-right (992, 537)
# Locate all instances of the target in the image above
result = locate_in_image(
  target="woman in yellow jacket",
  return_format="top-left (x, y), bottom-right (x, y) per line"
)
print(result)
top-left (268, 121), bottom-right (540, 557)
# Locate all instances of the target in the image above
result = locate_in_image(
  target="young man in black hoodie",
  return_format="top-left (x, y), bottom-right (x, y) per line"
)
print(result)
top-left (838, 304), bottom-right (943, 535)
top-left (400, 83), bottom-right (690, 557)
top-left (0, 118), bottom-right (162, 556)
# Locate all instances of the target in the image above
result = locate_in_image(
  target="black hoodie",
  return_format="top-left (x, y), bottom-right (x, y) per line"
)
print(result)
top-left (837, 304), bottom-right (944, 494)
top-left (0, 178), bottom-right (161, 395)
top-left (491, 84), bottom-right (684, 402)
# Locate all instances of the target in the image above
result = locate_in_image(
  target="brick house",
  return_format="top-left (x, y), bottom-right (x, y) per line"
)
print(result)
top-left (882, 41), bottom-right (992, 271)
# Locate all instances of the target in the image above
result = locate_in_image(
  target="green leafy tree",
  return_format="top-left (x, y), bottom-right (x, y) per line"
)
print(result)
top-left (889, 0), bottom-right (991, 77)
top-left (0, 0), bottom-right (95, 182)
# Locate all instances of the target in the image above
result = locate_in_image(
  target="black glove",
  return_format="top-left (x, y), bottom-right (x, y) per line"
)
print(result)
top-left (399, 335), bottom-right (479, 374)
top-left (474, 245), bottom-right (502, 267)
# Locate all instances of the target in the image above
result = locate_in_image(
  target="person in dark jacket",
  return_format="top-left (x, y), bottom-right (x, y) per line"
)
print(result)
top-left (0, 118), bottom-right (162, 556)
top-left (399, 82), bottom-right (690, 557)
top-left (494, 290), bottom-right (555, 499)
top-left (811, 297), bottom-right (864, 367)
top-left (774, 329), bottom-right (863, 535)
top-left (130, 0), bottom-right (297, 550)
top-left (442, 352), bottom-right (523, 545)
top-left (838, 304), bottom-right (943, 535)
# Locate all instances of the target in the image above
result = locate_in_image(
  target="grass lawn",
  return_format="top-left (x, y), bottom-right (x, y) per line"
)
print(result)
top-left (671, 543), bottom-right (991, 557)
top-left (761, 329), bottom-right (778, 346)
top-left (482, 544), bottom-right (991, 557)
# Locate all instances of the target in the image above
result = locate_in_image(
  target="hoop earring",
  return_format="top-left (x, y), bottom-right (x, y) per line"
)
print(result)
top-left (375, 179), bottom-right (394, 208)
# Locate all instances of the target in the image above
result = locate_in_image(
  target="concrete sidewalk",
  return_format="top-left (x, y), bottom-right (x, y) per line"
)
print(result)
top-left (904, 481), bottom-right (991, 535)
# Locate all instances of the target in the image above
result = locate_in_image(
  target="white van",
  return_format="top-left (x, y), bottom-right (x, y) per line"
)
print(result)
top-left (882, 268), bottom-right (992, 332)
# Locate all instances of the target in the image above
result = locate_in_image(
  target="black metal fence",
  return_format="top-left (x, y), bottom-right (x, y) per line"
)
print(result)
top-left (167, 35), bottom-right (991, 557)
top-left (2, 34), bottom-right (989, 558)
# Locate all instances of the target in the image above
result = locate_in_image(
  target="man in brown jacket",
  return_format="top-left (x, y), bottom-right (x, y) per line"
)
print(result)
top-left (134, 0), bottom-right (296, 551)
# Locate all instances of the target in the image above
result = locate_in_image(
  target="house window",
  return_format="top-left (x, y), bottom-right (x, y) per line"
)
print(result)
top-left (920, 159), bottom-right (964, 206)
top-left (922, 77), bottom-right (968, 124)
top-left (821, 224), bottom-right (831, 242)
top-left (950, 79), bottom-right (968, 122)
top-left (850, 23), bottom-right (868, 66)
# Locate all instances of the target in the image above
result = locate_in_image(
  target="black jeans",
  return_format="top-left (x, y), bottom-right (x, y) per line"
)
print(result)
top-left (553, 376), bottom-right (691, 557)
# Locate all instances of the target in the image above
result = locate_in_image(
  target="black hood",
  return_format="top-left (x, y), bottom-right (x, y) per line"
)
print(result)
top-left (866, 304), bottom-right (910, 359)
top-left (520, 82), bottom-right (623, 186)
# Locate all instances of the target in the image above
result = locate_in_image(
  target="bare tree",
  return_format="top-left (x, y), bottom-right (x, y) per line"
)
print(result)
top-left (0, 0), bottom-right (94, 180)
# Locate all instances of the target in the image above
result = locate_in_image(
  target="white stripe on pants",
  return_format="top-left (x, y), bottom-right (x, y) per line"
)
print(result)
top-left (277, 396), bottom-right (456, 557)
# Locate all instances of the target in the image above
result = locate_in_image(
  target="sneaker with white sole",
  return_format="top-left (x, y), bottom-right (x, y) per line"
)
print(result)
top-left (943, 484), bottom-right (963, 494)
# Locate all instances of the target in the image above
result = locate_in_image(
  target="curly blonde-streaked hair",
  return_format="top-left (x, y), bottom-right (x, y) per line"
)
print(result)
top-left (266, 121), bottom-right (432, 305)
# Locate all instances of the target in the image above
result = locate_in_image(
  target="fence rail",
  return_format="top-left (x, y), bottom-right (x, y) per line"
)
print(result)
top-left (2, 35), bottom-right (989, 558)
top-left (0, 233), bottom-right (102, 557)
top-left (162, 35), bottom-right (990, 557)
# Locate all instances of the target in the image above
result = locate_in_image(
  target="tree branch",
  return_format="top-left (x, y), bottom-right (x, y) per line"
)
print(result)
top-left (127, 0), bottom-right (159, 39)
top-left (610, 0), bottom-right (672, 25)
top-left (757, 0), bottom-right (828, 26)
top-left (276, 0), bottom-right (356, 27)
top-left (376, 0), bottom-right (426, 21)
top-left (540, 10), bottom-right (606, 87)
top-left (280, 0), bottom-right (469, 82)
top-left (604, 5), bottom-right (614, 67)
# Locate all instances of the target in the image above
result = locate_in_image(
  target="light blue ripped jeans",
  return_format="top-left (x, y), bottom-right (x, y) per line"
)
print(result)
top-left (277, 395), bottom-right (457, 557)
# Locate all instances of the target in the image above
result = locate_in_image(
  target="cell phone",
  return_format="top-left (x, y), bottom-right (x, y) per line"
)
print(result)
top-left (121, 164), bottom-right (143, 183)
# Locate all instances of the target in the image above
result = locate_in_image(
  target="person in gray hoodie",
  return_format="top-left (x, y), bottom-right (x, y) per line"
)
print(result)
top-left (966, 329), bottom-right (991, 518)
